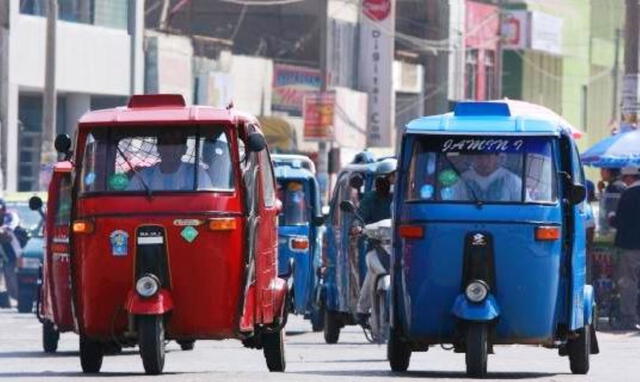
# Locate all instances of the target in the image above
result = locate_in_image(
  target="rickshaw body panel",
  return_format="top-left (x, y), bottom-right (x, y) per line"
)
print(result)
top-left (394, 104), bottom-right (591, 347)
top-left (41, 163), bottom-right (75, 332)
top-left (398, 203), bottom-right (564, 343)
top-left (73, 194), bottom-right (246, 339)
top-left (273, 162), bottom-right (323, 316)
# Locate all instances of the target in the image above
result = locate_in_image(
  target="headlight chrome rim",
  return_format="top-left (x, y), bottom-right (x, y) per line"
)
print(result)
top-left (465, 280), bottom-right (489, 303)
top-left (135, 274), bottom-right (160, 298)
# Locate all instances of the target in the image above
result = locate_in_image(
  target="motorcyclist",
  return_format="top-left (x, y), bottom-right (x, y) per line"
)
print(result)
top-left (0, 199), bottom-right (24, 307)
top-left (354, 159), bottom-right (396, 327)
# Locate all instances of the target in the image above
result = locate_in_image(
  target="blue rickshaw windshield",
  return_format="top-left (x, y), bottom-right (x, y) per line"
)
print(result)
top-left (277, 180), bottom-right (310, 226)
top-left (405, 135), bottom-right (557, 204)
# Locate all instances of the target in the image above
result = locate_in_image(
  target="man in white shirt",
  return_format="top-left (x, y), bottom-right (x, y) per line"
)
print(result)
top-left (451, 154), bottom-right (522, 202)
top-left (127, 132), bottom-right (214, 191)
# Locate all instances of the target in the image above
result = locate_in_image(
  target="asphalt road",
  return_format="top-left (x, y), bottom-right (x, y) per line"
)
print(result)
top-left (0, 309), bottom-right (638, 381)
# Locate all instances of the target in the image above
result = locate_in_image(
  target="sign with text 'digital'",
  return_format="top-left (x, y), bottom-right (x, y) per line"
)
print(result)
top-left (358, 0), bottom-right (396, 148)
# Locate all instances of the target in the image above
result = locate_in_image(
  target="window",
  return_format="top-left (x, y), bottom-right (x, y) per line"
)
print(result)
top-left (277, 180), bottom-right (310, 226)
top-left (405, 136), bottom-right (557, 204)
top-left (260, 150), bottom-right (276, 208)
top-left (80, 126), bottom-right (234, 193)
top-left (485, 51), bottom-right (495, 100)
top-left (465, 50), bottom-right (478, 99)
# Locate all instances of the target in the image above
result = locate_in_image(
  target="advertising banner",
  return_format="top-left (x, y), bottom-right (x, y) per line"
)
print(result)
top-left (272, 64), bottom-right (322, 116)
top-left (358, 0), bottom-right (395, 147)
top-left (303, 92), bottom-right (336, 141)
top-left (501, 10), bottom-right (528, 50)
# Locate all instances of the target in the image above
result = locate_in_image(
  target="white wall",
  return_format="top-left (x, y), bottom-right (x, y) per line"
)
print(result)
top-left (10, 15), bottom-right (132, 95)
top-left (230, 55), bottom-right (273, 116)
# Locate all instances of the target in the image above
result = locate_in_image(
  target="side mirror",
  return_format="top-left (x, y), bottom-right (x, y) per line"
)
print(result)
top-left (568, 183), bottom-right (587, 205)
top-left (246, 132), bottom-right (267, 152)
top-left (29, 196), bottom-right (44, 211)
top-left (312, 215), bottom-right (325, 226)
top-left (275, 198), bottom-right (283, 213)
top-left (339, 200), bottom-right (356, 213)
top-left (54, 134), bottom-right (72, 154)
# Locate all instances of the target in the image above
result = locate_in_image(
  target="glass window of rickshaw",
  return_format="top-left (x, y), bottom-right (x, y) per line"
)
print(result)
top-left (277, 180), bottom-right (310, 226)
top-left (79, 126), bottom-right (235, 193)
top-left (405, 136), bottom-right (557, 204)
top-left (56, 175), bottom-right (72, 225)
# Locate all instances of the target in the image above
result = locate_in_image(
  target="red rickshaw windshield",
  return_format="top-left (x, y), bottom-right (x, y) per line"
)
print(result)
top-left (405, 136), bottom-right (558, 204)
top-left (80, 126), bottom-right (235, 193)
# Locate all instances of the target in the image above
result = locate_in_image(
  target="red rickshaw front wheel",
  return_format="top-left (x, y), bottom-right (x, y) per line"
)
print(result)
top-left (79, 335), bottom-right (104, 373)
top-left (137, 315), bottom-right (165, 375)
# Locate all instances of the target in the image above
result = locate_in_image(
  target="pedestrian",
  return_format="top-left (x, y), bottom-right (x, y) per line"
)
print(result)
top-left (598, 168), bottom-right (626, 235)
top-left (610, 167), bottom-right (640, 330)
top-left (0, 198), bottom-right (22, 307)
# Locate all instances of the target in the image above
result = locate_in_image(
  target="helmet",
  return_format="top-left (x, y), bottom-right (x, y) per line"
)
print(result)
top-left (352, 151), bottom-right (376, 164)
top-left (376, 158), bottom-right (397, 175)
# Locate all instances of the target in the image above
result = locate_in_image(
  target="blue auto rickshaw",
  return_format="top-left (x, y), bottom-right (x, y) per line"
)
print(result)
top-left (272, 154), bottom-right (325, 331)
top-left (389, 102), bottom-right (598, 377)
top-left (322, 153), bottom-right (396, 343)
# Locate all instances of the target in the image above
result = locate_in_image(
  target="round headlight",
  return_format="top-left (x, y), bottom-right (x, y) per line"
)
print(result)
top-left (136, 274), bottom-right (160, 298)
top-left (465, 280), bottom-right (489, 303)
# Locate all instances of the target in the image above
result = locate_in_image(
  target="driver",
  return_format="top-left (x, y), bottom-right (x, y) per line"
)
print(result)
top-left (355, 160), bottom-right (396, 328)
top-left (127, 131), bottom-right (214, 191)
top-left (451, 154), bottom-right (522, 202)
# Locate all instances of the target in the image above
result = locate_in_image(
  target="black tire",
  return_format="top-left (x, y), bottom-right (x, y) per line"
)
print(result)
top-left (79, 335), bottom-right (104, 373)
top-left (17, 288), bottom-right (34, 313)
top-left (310, 306), bottom-right (324, 332)
top-left (568, 325), bottom-right (590, 375)
top-left (0, 291), bottom-right (10, 308)
top-left (465, 323), bottom-right (488, 378)
top-left (387, 327), bottom-right (411, 372)
top-left (178, 340), bottom-right (195, 351)
top-left (138, 315), bottom-right (165, 375)
top-left (42, 320), bottom-right (59, 353)
top-left (323, 309), bottom-right (340, 344)
top-left (262, 330), bottom-right (286, 372)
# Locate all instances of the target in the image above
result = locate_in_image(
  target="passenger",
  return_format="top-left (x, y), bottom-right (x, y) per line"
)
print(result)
top-left (451, 154), bottom-right (522, 202)
top-left (127, 131), bottom-right (214, 191)
top-left (355, 162), bottom-right (396, 328)
top-left (598, 168), bottom-right (626, 235)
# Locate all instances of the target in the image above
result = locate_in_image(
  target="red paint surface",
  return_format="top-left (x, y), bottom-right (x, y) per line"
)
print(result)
top-left (465, 0), bottom-right (500, 101)
top-left (363, 0), bottom-right (392, 21)
top-left (125, 289), bottom-right (175, 315)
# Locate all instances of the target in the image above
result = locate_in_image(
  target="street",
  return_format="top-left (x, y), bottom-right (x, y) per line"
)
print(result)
top-left (0, 310), bottom-right (638, 381)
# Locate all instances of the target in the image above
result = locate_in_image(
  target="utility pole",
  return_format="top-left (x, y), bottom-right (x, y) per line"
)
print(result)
top-left (40, 0), bottom-right (58, 179)
top-left (317, 0), bottom-right (329, 204)
top-left (612, 28), bottom-right (622, 121)
top-left (495, 0), bottom-right (504, 98)
top-left (622, 0), bottom-right (640, 129)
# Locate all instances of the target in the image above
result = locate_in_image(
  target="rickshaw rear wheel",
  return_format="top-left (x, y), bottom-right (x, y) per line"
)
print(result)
top-left (138, 315), bottom-right (165, 375)
top-left (79, 335), bottom-right (104, 373)
top-left (465, 323), bottom-right (488, 378)
top-left (262, 329), bottom-right (286, 372)
top-left (42, 320), bottom-right (59, 353)
top-left (177, 340), bottom-right (195, 351)
top-left (323, 310), bottom-right (340, 344)
top-left (568, 324), bottom-right (590, 374)
top-left (387, 327), bottom-right (411, 372)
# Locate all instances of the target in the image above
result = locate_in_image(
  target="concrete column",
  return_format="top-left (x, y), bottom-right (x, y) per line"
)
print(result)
top-left (64, 93), bottom-right (90, 135)
top-left (129, 0), bottom-right (145, 95)
top-left (0, 5), bottom-right (9, 191)
top-left (6, 83), bottom-right (18, 192)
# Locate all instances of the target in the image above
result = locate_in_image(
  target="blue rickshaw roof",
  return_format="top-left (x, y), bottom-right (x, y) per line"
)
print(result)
top-left (405, 102), bottom-right (570, 136)
top-left (274, 165), bottom-right (316, 181)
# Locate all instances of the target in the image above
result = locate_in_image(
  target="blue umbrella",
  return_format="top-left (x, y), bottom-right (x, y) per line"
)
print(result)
top-left (581, 128), bottom-right (640, 167)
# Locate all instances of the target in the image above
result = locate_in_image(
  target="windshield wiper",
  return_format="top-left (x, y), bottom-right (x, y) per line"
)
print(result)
top-left (442, 154), bottom-right (482, 208)
top-left (116, 146), bottom-right (153, 200)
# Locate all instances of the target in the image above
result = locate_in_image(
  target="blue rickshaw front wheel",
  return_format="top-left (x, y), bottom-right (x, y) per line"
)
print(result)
top-left (465, 323), bottom-right (488, 378)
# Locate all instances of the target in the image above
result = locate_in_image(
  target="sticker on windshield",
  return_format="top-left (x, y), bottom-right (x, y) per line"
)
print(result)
top-left (108, 173), bottom-right (129, 191)
top-left (420, 184), bottom-right (434, 200)
top-left (441, 187), bottom-right (454, 200)
top-left (84, 172), bottom-right (96, 186)
top-left (438, 169), bottom-right (458, 187)
top-left (110, 230), bottom-right (129, 256)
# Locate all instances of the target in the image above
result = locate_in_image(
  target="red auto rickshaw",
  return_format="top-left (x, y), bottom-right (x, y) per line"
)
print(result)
top-left (35, 94), bottom-right (288, 374)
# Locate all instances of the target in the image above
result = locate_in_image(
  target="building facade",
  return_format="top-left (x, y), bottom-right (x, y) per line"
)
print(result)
top-left (0, 0), bottom-right (144, 192)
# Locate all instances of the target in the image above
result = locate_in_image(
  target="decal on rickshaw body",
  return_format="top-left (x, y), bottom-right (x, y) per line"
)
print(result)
top-left (110, 230), bottom-right (129, 256)
top-left (180, 226), bottom-right (199, 243)
top-left (173, 219), bottom-right (204, 227)
top-left (137, 230), bottom-right (164, 245)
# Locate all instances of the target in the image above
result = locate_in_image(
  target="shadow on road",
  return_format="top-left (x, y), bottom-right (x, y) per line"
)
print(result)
top-left (0, 350), bottom-right (78, 358)
top-left (291, 369), bottom-right (561, 379)
top-left (0, 371), bottom-right (185, 378)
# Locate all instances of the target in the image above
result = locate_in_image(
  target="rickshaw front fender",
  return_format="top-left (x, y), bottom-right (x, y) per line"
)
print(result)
top-left (451, 294), bottom-right (500, 321)
top-left (125, 290), bottom-right (174, 315)
top-left (583, 285), bottom-right (595, 325)
top-left (272, 277), bottom-right (289, 320)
